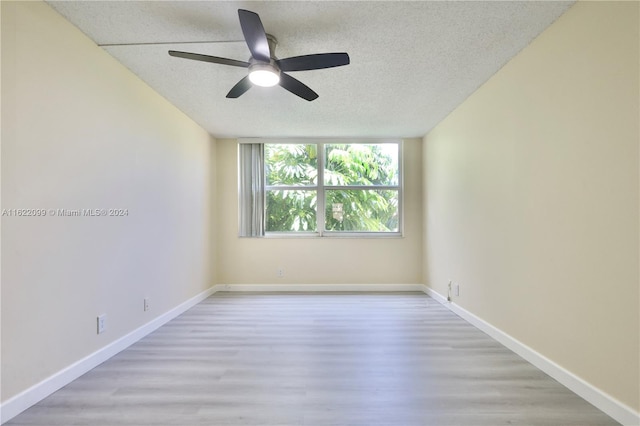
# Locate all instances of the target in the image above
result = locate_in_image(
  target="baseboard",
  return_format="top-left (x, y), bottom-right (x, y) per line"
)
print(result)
top-left (8, 284), bottom-right (634, 426)
top-left (213, 283), bottom-right (425, 292)
top-left (0, 285), bottom-right (217, 425)
top-left (422, 286), bottom-right (640, 426)
top-left (0, 283), bottom-right (420, 423)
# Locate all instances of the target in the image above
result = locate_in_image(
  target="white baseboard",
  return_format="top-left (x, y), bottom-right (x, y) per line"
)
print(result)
top-left (422, 286), bottom-right (640, 426)
top-left (1, 283), bottom-right (421, 423)
top-left (213, 283), bottom-right (425, 292)
top-left (1, 286), bottom-right (217, 425)
top-left (7, 284), bottom-right (635, 426)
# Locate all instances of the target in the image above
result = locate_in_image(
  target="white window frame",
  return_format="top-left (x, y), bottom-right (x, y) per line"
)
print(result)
top-left (239, 138), bottom-right (404, 238)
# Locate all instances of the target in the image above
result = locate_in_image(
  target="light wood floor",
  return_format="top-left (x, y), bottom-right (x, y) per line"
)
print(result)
top-left (7, 292), bottom-right (618, 425)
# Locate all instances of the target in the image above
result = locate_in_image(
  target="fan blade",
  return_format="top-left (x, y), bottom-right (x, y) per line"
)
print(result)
top-left (226, 76), bottom-right (252, 98)
top-left (278, 53), bottom-right (350, 72)
top-left (279, 73), bottom-right (318, 101)
top-left (238, 9), bottom-right (271, 62)
top-left (169, 51), bottom-right (249, 68)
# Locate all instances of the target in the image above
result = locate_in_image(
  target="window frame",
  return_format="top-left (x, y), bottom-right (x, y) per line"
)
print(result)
top-left (240, 138), bottom-right (404, 238)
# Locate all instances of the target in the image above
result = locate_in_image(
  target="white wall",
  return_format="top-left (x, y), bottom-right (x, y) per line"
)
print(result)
top-left (1, 1), bottom-right (216, 403)
top-left (423, 1), bottom-right (638, 413)
top-left (216, 138), bottom-right (423, 285)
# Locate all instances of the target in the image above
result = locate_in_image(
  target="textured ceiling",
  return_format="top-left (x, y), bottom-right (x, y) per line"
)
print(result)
top-left (47, 1), bottom-right (573, 138)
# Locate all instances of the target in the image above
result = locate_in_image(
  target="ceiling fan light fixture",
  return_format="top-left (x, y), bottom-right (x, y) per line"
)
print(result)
top-left (249, 63), bottom-right (280, 87)
top-left (169, 9), bottom-right (349, 100)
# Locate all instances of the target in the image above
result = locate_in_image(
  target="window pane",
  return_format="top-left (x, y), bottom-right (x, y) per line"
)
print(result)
top-left (325, 189), bottom-right (399, 232)
top-left (265, 144), bottom-right (317, 186)
top-left (325, 144), bottom-right (398, 186)
top-left (266, 190), bottom-right (317, 232)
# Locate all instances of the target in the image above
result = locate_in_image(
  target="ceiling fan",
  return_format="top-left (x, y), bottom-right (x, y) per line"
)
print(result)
top-left (168, 9), bottom-right (350, 101)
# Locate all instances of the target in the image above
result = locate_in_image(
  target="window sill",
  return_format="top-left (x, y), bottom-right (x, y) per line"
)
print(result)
top-left (259, 232), bottom-right (404, 239)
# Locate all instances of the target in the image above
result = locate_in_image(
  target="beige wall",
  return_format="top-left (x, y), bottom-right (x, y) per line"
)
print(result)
top-left (3, 0), bottom-right (636, 418)
top-left (216, 138), bottom-right (423, 284)
top-left (1, 2), bottom-right (216, 402)
top-left (423, 1), bottom-right (639, 411)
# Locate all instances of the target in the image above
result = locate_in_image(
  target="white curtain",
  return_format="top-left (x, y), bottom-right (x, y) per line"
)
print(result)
top-left (238, 143), bottom-right (265, 237)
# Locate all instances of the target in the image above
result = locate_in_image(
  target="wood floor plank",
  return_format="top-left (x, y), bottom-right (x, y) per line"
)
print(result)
top-left (7, 292), bottom-right (618, 425)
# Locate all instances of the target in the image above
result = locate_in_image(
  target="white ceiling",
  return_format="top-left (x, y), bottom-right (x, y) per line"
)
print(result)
top-left (47, 1), bottom-right (573, 139)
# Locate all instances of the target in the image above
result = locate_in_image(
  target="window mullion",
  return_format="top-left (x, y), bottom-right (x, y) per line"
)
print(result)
top-left (323, 185), bottom-right (400, 191)
top-left (265, 185), bottom-right (317, 190)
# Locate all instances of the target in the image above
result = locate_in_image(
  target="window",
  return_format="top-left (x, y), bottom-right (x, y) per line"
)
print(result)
top-left (239, 140), bottom-right (402, 237)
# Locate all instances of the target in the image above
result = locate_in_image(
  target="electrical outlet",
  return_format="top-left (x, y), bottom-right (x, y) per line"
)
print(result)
top-left (144, 298), bottom-right (150, 312)
top-left (277, 268), bottom-right (285, 277)
top-left (97, 314), bottom-right (107, 334)
top-left (455, 283), bottom-right (460, 297)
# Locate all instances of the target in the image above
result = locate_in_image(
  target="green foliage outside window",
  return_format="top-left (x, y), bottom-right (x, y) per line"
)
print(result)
top-left (265, 143), bottom-right (399, 233)
top-left (265, 144), bottom-right (318, 232)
